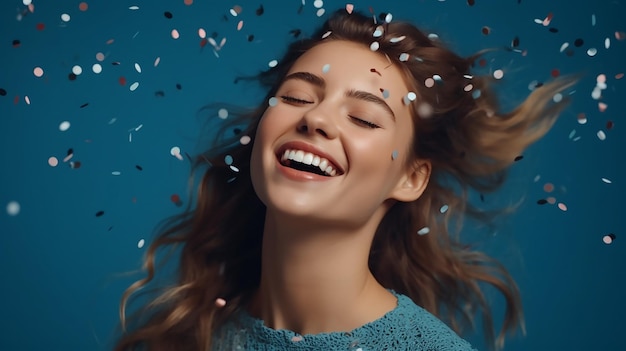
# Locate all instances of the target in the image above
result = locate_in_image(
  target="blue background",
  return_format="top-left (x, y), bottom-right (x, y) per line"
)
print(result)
top-left (1, 0), bottom-right (624, 350)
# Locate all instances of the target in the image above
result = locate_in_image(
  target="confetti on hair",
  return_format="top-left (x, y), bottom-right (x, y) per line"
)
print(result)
top-left (390, 36), bottom-right (406, 43)
top-left (345, 4), bottom-right (354, 14)
top-left (322, 31), bottom-right (332, 39)
top-left (215, 298), bottom-right (227, 307)
top-left (417, 227), bottom-right (430, 235)
top-left (439, 205), bottom-right (449, 214)
top-left (373, 25), bottom-right (384, 38)
top-left (403, 92), bottom-right (417, 105)
top-left (369, 41), bottom-right (380, 51)
top-left (399, 53), bottom-right (409, 62)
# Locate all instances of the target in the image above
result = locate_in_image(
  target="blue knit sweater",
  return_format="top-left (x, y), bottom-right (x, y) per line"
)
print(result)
top-left (212, 290), bottom-right (477, 350)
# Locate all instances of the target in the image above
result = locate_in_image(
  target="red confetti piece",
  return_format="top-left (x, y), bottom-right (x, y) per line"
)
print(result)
top-left (79, 2), bottom-right (88, 11)
top-left (551, 69), bottom-right (560, 77)
top-left (119, 76), bottom-right (126, 86)
top-left (36, 23), bottom-right (45, 31)
top-left (607, 121), bottom-right (614, 130)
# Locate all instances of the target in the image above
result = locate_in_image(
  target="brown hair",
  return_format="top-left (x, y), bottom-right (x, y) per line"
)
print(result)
top-left (113, 9), bottom-right (576, 351)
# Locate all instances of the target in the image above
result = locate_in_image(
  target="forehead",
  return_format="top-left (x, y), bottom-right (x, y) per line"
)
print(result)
top-left (286, 40), bottom-right (411, 94)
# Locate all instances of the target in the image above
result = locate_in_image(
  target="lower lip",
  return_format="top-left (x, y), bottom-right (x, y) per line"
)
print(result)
top-left (275, 158), bottom-right (334, 181)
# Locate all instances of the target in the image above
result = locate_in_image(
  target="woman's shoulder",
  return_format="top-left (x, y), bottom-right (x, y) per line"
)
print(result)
top-left (364, 290), bottom-right (477, 350)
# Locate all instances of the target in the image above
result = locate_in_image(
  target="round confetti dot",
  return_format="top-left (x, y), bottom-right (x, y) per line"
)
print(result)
top-left (373, 26), bottom-right (384, 37)
top-left (164, 11), bottom-right (173, 19)
top-left (417, 102), bottom-right (433, 118)
top-left (268, 97), bottom-right (278, 107)
top-left (59, 121), bottom-right (70, 131)
top-left (92, 63), bottom-right (102, 74)
top-left (198, 28), bottom-right (206, 38)
top-left (316, 8), bottom-right (325, 17)
top-left (553, 93), bottom-right (563, 103)
top-left (384, 13), bottom-right (393, 23)
top-left (313, 0), bottom-right (324, 8)
top-left (215, 298), bottom-right (227, 307)
top-left (170, 146), bottom-right (181, 156)
top-left (218, 108), bottom-right (228, 119)
top-left (171, 29), bottom-right (180, 39)
top-left (6, 201), bottom-right (20, 216)
top-left (240, 135), bottom-right (251, 145)
top-left (33, 67), bottom-right (44, 77)
top-left (292, 336), bottom-right (304, 342)
top-left (23, 0), bottom-right (32, 5)
top-left (137, 239), bottom-right (145, 249)
top-left (36, 23), bottom-right (45, 31)
top-left (48, 157), bottom-right (58, 167)
top-left (598, 102), bottom-right (607, 112)
top-left (79, 2), bottom-right (88, 11)
top-left (603, 234), bottom-right (616, 244)
top-left (493, 69), bottom-right (504, 80)
top-left (369, 42), bottom-right (380, 51)
top-left (95, 52), bottom-right (105, 61)
top-left (574, 38), bottom-right (584, 47)
top-left (224, 155), bottom-right (233, 165)
top-left (61, 14), bottom-right (71, 22)
top-left (268, 59), bottom-right (278, 68)
top-left (543, 183), bottom-right (554, 193)
top-left (71, 65), bottom-right (82, 75)
top-left (424, 78), bottom-right (435, 88)
top-left (184, 0), bottom-right (193, 5)
top-left (587, 48), bottom-right (597, 57)
top-left (0, 88), bottom-right (7, 96)
top-left (481, 26), bottom-right (491, 35)
top-left (322, 64), bottom-right (330, 73)
top-left (417, 227), bottom-right (430, 235)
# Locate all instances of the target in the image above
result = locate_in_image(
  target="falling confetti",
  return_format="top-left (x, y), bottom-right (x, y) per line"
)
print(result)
top-left (6, 201), bottom-right (20, 216)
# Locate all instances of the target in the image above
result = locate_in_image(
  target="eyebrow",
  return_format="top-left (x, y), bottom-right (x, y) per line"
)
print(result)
top-left (282, 71), bottom-right (396, 121)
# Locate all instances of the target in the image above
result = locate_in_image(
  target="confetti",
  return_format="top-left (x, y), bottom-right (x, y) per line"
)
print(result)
top-left (557, 203), bottom-right (568, 211)
top-left (268, 97), bottom-right (279, 106)
top-left (171, 29), bottom-right (180, 39)
top-left (61, 14), bottom-right (71, 22)
top-left (218, 108), bottom-right (228, 119)
top-left (137, 239), bottom-right (145, 249)
top-left (72, 65), bottom-right (82, 75)
top-left (79, 2), bottom-right (88, 11)
top-left (6, 201), bottom-right (21, 216)
top-left (291, 336), bottom-right (304, 342)
top-left (268, 59), bottom-right (278, 67)
top-left (59, 121), bottom-right (70, 131)
top-left (391, 150), bottom-right (398, 160)
top-left (493, 69), bottom-right (504, 79)
top-left (346, 4), bottom-right (354, 14)
top-left (95, 211), bottom-right (105, 217)
top-left (48, 157), bottom-right (59, 167)
top-left (399, 53), bottom-right (409, 61)
top-left (440, 204), bottom-right (449, 214)
top-left (240, 135), bottom-right (251, 145)
top-left (601, 178), bottom-right (612, 184)
top-left (92, 64), bottom-right (102, 74)
top-left (129, 82), bottom-right (139, 91)
top-left (603, 233), bottom-right (616, 244)
top-left (403, 92), bottom-right (417, 105)
top-left (322, 64), bottom-right (330, 73)
top-left (33, 67), bottom-right (44, 77)
top-left (417, 227), bottom-right (430, 235)
top-left (369, 41), bottom-right (380, 51)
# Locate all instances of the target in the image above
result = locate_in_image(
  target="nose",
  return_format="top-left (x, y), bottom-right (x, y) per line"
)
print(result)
top-left (296, 103), bottom-right (339, 139)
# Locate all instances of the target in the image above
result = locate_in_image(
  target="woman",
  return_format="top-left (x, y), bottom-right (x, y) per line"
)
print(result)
top-left (114, 8), bottom-right (575, 351)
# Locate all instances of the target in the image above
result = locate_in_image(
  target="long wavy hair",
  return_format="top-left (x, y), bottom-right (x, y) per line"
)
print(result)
top-left (113, 9), bottom-right (576, 351)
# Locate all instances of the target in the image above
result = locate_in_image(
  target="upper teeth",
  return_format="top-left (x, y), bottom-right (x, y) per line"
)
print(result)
top-left (281, 149), bottom-right (338, 177)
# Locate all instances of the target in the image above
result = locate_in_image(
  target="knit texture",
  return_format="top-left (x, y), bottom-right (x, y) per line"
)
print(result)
top-left (212, 291), bottom-right (477, 350)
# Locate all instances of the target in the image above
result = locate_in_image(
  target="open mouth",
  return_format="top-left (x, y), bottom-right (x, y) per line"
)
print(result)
top-left (277, 148), bottom-right (343, 177)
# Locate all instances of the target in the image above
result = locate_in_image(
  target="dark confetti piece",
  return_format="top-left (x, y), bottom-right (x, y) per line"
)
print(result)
top-left (69, 161), bottom-right (81, 169)
top-left (108, 226), bottom-right (113, 231)
top-left (164, 11), bottom-right (173, 19)
top-left (155, 90), bottom-right (165, 97)
top-left (80, 102), bottom-right (89, 108)
top-left (468, 0), bottom-right (475, 6)
top-left (36, 23), bottom-right (45, 31)
top-left (512, 36), bottom-right (520, 47)
top-left (607, 121), bottom-right (614, 130)
top-left (0, 88), bottom-right (6, 96)
top-left (67, 148), bottom-right (74, 155)
top-left (290, 29), bottom-right (302, 38)
top-left (68, 73), bottom-right (77, 81)
top-left (256, 5), bottom-right (264, 16)
top-left (537, 199), bottom-right (548, 205)
top-left (112, 61), bottom-right (121, 66)
top-left (12, 39), bottom-right (21, 48)
top-left (482, 26), bottom-right (491, 35)
top-left (233, 128), bottom-right (242, 135)
top-left (574, 38), bottom-right (584, 47)
top-left (480, 194), bottom-right (485, 202)
top-left (135, 165), bottom-right (143, 171)
top-left (548, 27), bottom-right (558, 33)
top-left (514, 155), bottom-right (524, 161)
top-left (95, 210), bottom-right (105, 217)
top-left (297, 4), bottom-right (304, 14)
top-left (565, 49), bottom-right (575, 57)
top-left (176, 83), bottom-right (182, 90)
top-left (247, 35), bottom-right (255, 42)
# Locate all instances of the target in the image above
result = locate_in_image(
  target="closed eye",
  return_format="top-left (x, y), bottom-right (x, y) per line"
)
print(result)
top-left (280, 95), bottom-right (314, 104)
top-left (350, 116), bottom-right (380, 129)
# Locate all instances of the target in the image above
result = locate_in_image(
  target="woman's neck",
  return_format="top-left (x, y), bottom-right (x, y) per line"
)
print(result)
top-left (247, 212), bottom-right (397, 335)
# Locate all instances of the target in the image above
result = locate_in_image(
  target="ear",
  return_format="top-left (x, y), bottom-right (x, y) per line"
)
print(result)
top-left (390, 159), bottom-right (431, 202)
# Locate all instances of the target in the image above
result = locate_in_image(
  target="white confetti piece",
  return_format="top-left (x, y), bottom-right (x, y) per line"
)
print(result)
top-left (72, 65), bottom-right (82, 75)
top-left (92, 63), bottom-right (102, 74)
top-left (417, 227), bottom-right (430, 235)
top-left (129, 82), bottom-right (139, 91)
top-left (218, 108), bottom-right (228, 119)
top-left (268, 59), bottom-right (278, 68)
top-left (601, 178), bottom-right (612, 184)
top-left (61, 13), bottom-right (71, 22)
top-left (597, 130), bottom-right (606, 140)
top-left (59, 121), bottom-right (70, 131)
top-left (138, 239), bottom-right (145, 249)
top-left (6, 201), bottom-right (20, 216)
top-left (135, 63), bottom-right (142, 73)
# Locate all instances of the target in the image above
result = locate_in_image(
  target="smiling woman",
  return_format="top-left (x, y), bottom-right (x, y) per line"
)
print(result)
top-left (113, 8), bottom-right (576, 351)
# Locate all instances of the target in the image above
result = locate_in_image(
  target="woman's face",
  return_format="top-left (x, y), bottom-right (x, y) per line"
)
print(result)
top-left (250, 40), bottom-right (426, 228)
